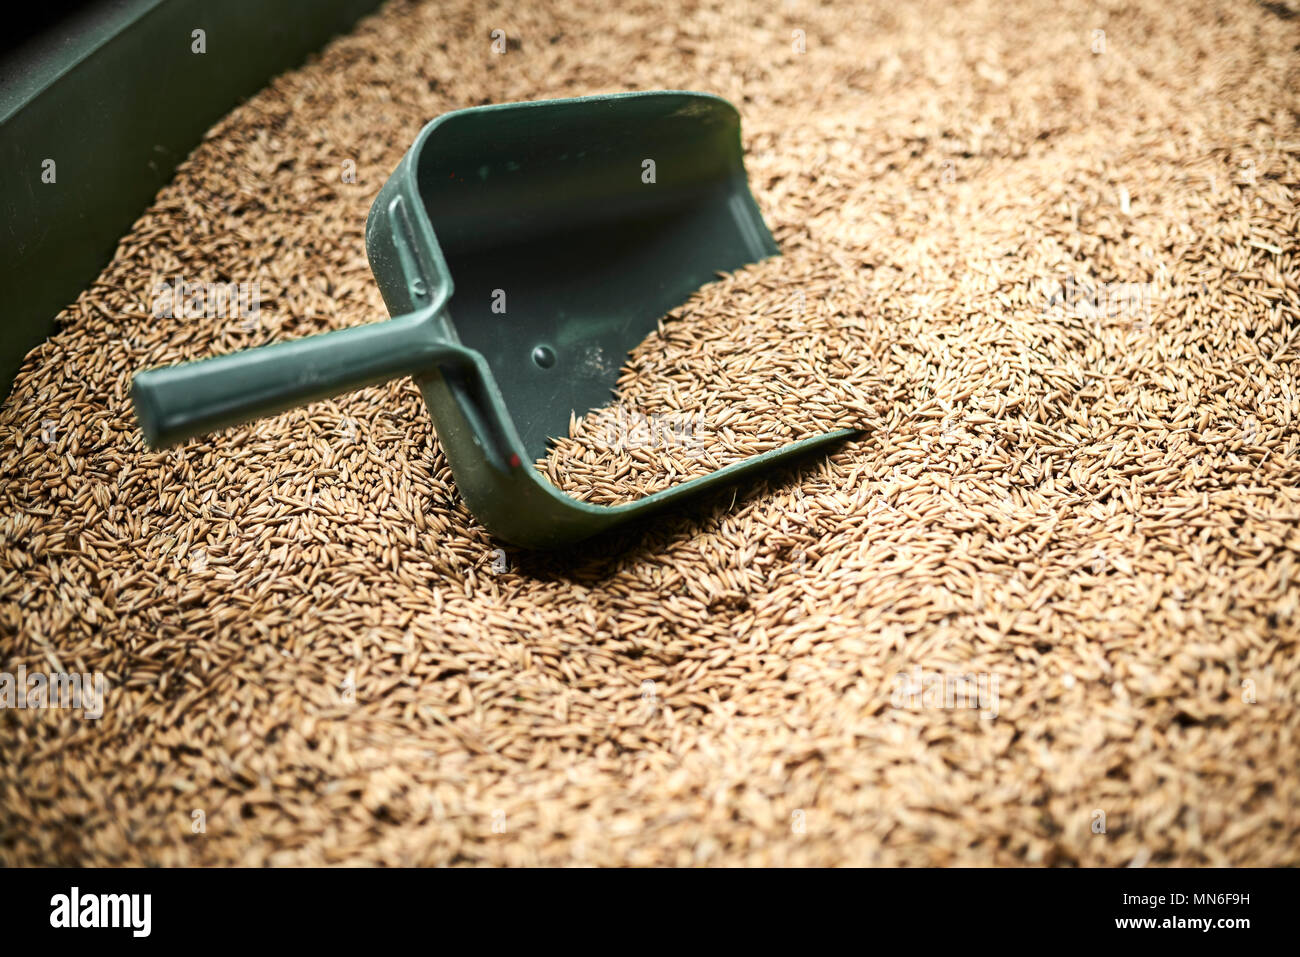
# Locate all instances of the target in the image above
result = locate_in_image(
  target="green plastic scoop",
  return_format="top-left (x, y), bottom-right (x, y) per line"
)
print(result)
top-left (132, 91), bottom-right (856, 548)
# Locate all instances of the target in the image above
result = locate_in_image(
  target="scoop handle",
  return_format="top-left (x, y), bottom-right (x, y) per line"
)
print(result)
top-left (132, 314), bottom-right (472, 449)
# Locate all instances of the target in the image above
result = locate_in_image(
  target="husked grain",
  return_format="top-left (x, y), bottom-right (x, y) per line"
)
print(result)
top-left (1, 0), bottom-right (1298, 868)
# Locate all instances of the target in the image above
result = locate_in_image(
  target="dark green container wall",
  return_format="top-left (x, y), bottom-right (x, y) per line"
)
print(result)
top-left (0, 0), bottom-right (384, 400)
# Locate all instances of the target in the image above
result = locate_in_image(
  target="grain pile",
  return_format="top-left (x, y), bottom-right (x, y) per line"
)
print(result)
top-left (2, 0), bottom-right (1299, 866)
